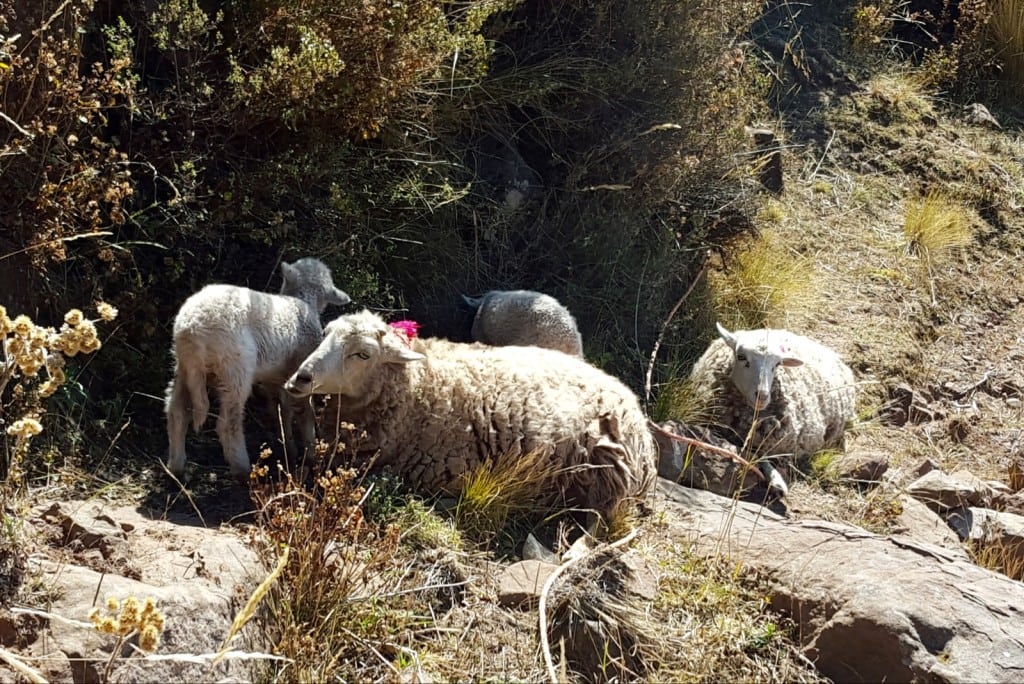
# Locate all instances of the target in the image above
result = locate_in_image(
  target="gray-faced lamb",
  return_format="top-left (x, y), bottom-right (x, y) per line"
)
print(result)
top-left (284, 309), bottom-right (654, 521)
top-left (461, 289), bottom-right (584, 357)
top-left (166, 258), bottom-right (350, 480)
top-left (686, 322), bottom-right (857, 460)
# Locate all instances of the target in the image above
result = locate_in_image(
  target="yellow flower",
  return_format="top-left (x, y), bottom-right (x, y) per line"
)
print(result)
top-left (80, 336), bottom-right (101, 353)
top-left (138, 624), bottom-right (160, 652)
top-left (106, 596), bottom-right (120, 611)
top-left (12, 315), bottom-right (32, 338)
top-left (118, 596), bottom-right (140, 629)
top-left (5, 336), bottom-right (25, 357)
top-left (96, 301), bottom-right (118, 322)
top-left (38, 380), bottom-right (59, 398)
top-left (64, 309), bottom-right (84, 326)
top-left (0, 305), bottom-right (10, 335)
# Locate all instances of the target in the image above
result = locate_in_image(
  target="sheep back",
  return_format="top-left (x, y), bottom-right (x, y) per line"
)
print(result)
top-left (468, 290), bottom-right (584, 357)
top-left (172, 284), bottom-right (323, 385)
top-left (323, 338), bottom-right (654, 518)
top-left (687, 332), bottom-right (856, 456)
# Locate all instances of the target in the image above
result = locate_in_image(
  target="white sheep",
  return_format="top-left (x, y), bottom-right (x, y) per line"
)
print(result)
top-left (165, 258), bottom-right (350, 480)
top-left (284, 310), bottom-right (654, 521)
top-left (687, 322), bottom-right (857, 460)
top-left (462, 289), bottom-right (584, 357)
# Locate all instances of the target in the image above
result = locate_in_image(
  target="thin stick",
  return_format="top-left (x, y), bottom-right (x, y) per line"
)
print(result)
top-left (808, 129), bottom-right (836, 181)
top-left (538, 528), bottom-right (640, 684)
top-left (646, 419), bottom-right (767, 484)
top-left (644, 265), bottom-right (707, 405)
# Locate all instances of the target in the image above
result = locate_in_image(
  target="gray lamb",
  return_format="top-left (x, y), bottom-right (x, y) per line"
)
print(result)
top-left (165, 258), bottom-right (350, 480)
top-left (462, 289), bottom-right (584, 357)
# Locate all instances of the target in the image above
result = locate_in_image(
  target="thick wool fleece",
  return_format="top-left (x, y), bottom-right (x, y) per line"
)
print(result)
top-left (687, 332), bottom-right (856, 457)
top-left (322, 331), bottom-right (654, 519)
top-left (468, 290), bottom-right (584, 357)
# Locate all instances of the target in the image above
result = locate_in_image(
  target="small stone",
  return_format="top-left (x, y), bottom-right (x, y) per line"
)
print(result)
top-left (496, 560), bottom-right (559, 609)
top-left (521, 533), bottom-right (558, 564)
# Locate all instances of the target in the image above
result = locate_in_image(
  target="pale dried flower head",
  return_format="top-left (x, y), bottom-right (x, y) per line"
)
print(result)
top-left (12, 314), bottom-right (32, 338)
top-left (64, 309), bottom-right (84, 326)
top-left (96, 301), bottom-right (118, 322)
top-left (6, 416), bottom-right (43, 439)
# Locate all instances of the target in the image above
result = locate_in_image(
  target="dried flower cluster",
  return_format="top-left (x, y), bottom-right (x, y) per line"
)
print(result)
top-left (2, 302), bottom-right (118, 482)
top-left (89, 595), bottom-right (166, 652)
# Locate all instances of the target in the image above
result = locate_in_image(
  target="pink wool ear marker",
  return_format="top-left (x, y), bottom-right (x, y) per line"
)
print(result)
top-left (389, 320), bottom-right (420, 344)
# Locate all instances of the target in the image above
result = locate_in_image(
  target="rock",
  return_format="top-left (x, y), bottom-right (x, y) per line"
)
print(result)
top-left (1, 501), bottom-right (261, 684)
top-left (915, 457), bottom-right (940, 477)
top-left (521, 533), bottom-right (558, 564)
top-left (618, 550), bottom-right (659, 601)
top-left (656, 478), bottom-right (1024, 683)
top-left (964, 507), bottom-right (1024, 569)
top-left (1010, 461), bottom-right (1024, 492)
top-left (964, 102), bottom-right (1001, 129)
top-left (993, 491), bottom-right (1024, 516)
top-left (834, 450), bottom-right (889, 485)
top-left (891, 495), bottom-right (967, 558)
top-left (654, 420), bottom-right (761, 498)
top-left (745, 126), bottom-right (783, 194)
top-left (906, 470), bottom-right (991, 510)
top-left (496, 560), bottom-right (558, 608)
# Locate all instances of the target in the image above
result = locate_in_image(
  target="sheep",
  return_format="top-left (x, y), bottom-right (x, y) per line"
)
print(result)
top-left (284, 309), bottom-right (655, 522)
top-left (686, 322), bottom-right (857, 461)
top-left (461, 289), bottom-right (584, 357)
top-left (165, 258), bottom-right (351, 480)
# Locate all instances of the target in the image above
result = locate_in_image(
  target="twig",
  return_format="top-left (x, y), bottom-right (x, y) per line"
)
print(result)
top-left (539, 528), bottom-right (640, 684)
top-left (0, 646), bottom-right (47, 684)
top-left (0, 109), bottom-right (33, 139)
top-left (808, 129), bottom-right (836, 181)
top-left (646, 419), bottom-right (767, 484)
top-left (644, 265), bottom-right (707, 405)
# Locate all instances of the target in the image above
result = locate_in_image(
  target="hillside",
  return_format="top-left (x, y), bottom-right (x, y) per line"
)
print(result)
top-left (2, 1), bottom-right (1024, 682)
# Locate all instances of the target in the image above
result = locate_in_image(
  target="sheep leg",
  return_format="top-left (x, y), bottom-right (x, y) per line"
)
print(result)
top-left (165, 377), bottom-right (190, 479)
top-left (216, 380), bottom-right (253, 479)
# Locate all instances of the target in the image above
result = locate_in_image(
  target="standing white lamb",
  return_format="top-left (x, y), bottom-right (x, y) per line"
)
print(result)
top-left (284, 310), bottom-right (654, 522)
top-left (165, 257), bottom-right (350, 480)
top-left (686, 322), bottom-right (857, 459)
top-left (461, 289), bottom-right (584, 357)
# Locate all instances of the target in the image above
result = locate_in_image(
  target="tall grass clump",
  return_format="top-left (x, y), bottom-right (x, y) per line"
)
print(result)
top-left (904, 190), bottom-right (974, 303)
top-left (989, 0), bottom-right (1024, 88)
top-left (709, 230), bottom-right (814, 330)
top-left (250, 467), bottom-right (412, 682)
top-left (454, 447), bottom-right (563, 548)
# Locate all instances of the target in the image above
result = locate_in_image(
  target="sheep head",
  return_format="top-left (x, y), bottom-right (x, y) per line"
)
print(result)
top-left (716, 322), bottom-right (803, 411)
top-left (285, 310), bottom-right (424, 399)
top-left (280, 257), bottom-right (352, 312)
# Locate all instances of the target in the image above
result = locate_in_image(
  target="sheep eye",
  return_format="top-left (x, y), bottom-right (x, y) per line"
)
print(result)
top-left (736, 353), bottom-right (747, 362)
top-left (356, 351), bottom-right (370, 360)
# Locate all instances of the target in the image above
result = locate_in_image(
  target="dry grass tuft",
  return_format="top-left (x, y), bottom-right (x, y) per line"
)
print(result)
top-left (904, 191), bottom-right (974, 262)
top-left (454, 447), bottom-right (564, 546)
top-left (990, 0), bottom-right (1024, 87)
top-left (709, 230), bottom-right (814, 330)
top-left (249, 466), bottom-right (412, 682)
top-left (546, 540), bottom-right (825, 683)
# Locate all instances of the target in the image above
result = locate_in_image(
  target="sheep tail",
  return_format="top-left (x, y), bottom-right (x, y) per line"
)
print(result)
top-left (170, 358), bottom-right (210, 433)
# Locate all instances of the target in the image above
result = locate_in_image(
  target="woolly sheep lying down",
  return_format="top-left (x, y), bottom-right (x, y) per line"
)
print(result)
top-left (462, 289), bottom-right (584, 357)
top-left (166, 258), bottom-right (350, 480)
top-left (687, 323), bottom-right (857, 458)
top-left (284, 310), bottom-right (654, 520)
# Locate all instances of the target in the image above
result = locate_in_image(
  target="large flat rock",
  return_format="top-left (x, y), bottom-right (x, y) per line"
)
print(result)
top-left (655, 479), bottom-right (1024, 683)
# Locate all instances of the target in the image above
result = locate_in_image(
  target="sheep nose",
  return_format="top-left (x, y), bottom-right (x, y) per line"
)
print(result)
top-left (753, 391), bottom-right (770, 411)
top-left (286, 371), bottom-right (313, 396)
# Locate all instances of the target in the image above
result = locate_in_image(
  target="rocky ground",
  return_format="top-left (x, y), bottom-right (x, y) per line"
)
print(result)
top-left (3, 4), bottom-right (1024, 683)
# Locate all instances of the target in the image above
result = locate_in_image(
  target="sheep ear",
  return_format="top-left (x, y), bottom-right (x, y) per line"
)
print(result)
top-left (716, 322), bottom-right (737, 350)
top-left (330, 288), bottom-right (351, 306)
top-left (781, 356), bottom-right (804, 368)
top-left (461, 294), bottom-right (481, 310)
top-left (280, 261), bottom-right (295, 282)
top-left (386, 346), bottom-right (425, 363)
